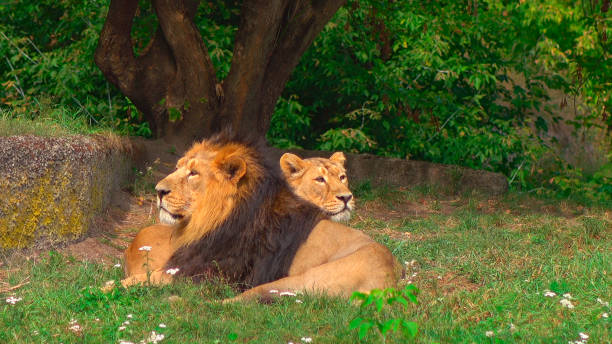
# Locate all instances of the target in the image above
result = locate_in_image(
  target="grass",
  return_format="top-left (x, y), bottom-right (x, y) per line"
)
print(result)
top-left (0, 104), bottom-right (113, 137)
top-left (1, 187), bottom-right (610, 343)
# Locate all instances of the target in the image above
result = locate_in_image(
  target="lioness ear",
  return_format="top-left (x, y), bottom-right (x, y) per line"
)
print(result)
top-left (329, 152), bottom-right (346, 165)
top-left (216, 155), bottom-right (247, 184)
top-left (280, 153), bottom-right (306, 177)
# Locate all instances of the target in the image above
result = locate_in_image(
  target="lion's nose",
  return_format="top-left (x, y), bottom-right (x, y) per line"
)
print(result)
top-left (156, 187), bottom-right (170, 201)
top-left (336, 194), bottom-right (353, 205)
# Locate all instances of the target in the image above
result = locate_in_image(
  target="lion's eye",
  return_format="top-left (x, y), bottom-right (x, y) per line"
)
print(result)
top-left (315, 176), bottom-right (325, 183)
top-left (188, 170), bottom-right (199, 177)
top-left (339, 175), bottom-right (346, 181)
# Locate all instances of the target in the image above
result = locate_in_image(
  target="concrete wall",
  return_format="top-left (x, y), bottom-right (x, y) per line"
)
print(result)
top-left (0, 135), bottom-right (134, 250)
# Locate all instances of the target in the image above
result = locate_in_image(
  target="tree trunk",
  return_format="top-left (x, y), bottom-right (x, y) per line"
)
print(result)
top-left (95, 0), bottom-right (345, 147)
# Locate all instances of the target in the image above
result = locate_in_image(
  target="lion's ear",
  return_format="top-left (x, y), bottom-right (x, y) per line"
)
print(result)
top-left (280, 153), bottom-right (306, 178)
top-left (329, 152), bottom-right (346, 165)
top-left (216, 154), bottom-right (247, 184)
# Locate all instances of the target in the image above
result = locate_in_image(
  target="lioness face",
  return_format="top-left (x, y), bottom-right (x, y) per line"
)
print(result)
top-left (280, 152), bottom-right (355, 222)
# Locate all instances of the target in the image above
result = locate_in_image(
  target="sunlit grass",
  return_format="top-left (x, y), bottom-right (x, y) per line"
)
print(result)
top-left (0, 103), bottom-right (114, 137)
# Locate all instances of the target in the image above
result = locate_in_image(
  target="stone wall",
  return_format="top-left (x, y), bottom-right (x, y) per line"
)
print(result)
top-left (0, 135), bottom-right (135, 250)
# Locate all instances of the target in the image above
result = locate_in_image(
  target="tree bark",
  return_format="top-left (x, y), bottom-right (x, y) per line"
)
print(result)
top-left (96, 0), bottom-right (345, 147)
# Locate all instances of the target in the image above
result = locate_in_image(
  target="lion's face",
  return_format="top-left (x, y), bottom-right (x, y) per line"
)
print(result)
top-left (280, 152), bottom-right (354, 222)
top-left (155, 156), bottom-right (203, 225)
top-left (155, 141), bottom-right (253, 239)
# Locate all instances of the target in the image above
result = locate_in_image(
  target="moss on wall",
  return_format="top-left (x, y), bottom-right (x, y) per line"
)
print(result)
top-left (0, 135), bottom-right (133, 250)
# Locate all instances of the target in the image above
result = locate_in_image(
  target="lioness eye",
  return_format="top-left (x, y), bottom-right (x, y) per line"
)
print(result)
top-left (340, 175), bottom-right (346, 181)
top-left (189, 170), bottom-right (199, 177)
top-left (315, 176), bottom-right (325, 183)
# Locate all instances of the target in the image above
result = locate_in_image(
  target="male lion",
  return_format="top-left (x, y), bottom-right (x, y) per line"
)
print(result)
top-left (280, 152), bottom-right (355, 222)
top-left (123, 134), bottom-right (401, 301)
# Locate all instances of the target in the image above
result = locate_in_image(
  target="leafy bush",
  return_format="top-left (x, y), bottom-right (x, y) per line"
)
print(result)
top-left (1, 0), bottom-right (610, 201)
top-left (281, 0), bottom-right (611, 202)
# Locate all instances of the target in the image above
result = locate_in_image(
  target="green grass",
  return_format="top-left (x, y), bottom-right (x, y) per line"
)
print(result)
top-left (1, 189), bottom-right (610, 343)
top-left (0, 104), bottom-right (113, 137)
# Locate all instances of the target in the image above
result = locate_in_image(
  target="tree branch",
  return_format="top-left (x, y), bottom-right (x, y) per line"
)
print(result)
top-left (153, 0), bottom-right (219, 110)
top-left (220, 0), bottom-right (288, 132)
top-left (95, 0), bottom-right (140, 92)
top-left (256, 0), bottom-right (347, 134)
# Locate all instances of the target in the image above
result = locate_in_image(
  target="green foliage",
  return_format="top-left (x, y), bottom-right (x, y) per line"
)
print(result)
top-left (280, 0), bottom-right (611, 202)
top-left (267, 95), bottom-right (311, 149)
top-left (0, 0), bottom-right (148, 136)
top-left (1, 0), bottom-right (610, 202)
top-left (349, 285), bottom-right (419, 342)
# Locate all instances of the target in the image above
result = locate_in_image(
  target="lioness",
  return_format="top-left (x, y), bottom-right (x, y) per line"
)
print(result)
top-left (281, 152), bottom-right (355, 222)
top-left (123, 135), bottom-right (401, 301)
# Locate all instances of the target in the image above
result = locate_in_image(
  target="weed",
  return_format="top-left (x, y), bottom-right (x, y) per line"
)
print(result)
top-left (349, 285), bottom-right (419, 343)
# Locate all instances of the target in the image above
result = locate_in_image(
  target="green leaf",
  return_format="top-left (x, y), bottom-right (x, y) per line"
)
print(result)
top-left (394, 296), bottom-right (409, 307)
top-left (168, 107), bottom-right (182, 122)
top-left (381, 319), bottom-right (399, 335)
top-left (350, 291), bottom-right (367, 303)
top-left (349, 317), bottom-right (364, 330)
top-left (401, 320), bottom-right (419, 337)
top-left (358, 321), bottom-right (373, 340)
top-left (375, 297), bottom-right (384, 312)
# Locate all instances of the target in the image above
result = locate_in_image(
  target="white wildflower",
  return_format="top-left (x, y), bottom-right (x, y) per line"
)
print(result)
top-left (544, 290), bottom-right (556, 297)
top-left (579, 333), bottom-right (589, 340)
top-left (147, 330), bottom-right (165, 343)
top-left (159, 323), bottom-right (166, 328)
top-left (119, 341), bottom-right (135, 344)
top-left (596, 298), bottom-right (609, 307)
top-left (32, 330), bottom-right (39, 335)
top-left (509, 323), bottom-right (517, 332)
top-left (485, 331), bottom-right (494, 337)
top-left (105, 280), bottom-right (116, 287)
top-left (280, 291), bottom-right (297, 297)
top-left (118, 326), bottom-right (126, 331)
top-left (602, 313), bottom-right (609, 318)
top-left (268, 289), bottom-right (279, 294)
top-left (114, 263), bottom-right (122, 268)
top-left (138, 246), bottom-right (152, 251)
top-left (68, 319), bottom-right (82, 333)
top-left (95, 318), bottom-right (100, 322)
top-left (563, 293), bottom-right (573, 299)
top-left (437, 275), bottom-right (442, 280)
top-left (5, 296), bottom-right (22, 305)
top-left (165, 268), bottom-right (180, 275)
top-left (301, 337), bottom-right (313, 343)
top-left (560, 298), bottom-right (575, 309)
top-left (127, 314), bottom-right (133, 319)
top-left (295, 299), bottom-right (303, 304)
top-left (123, 320), bottom-right (130, 326)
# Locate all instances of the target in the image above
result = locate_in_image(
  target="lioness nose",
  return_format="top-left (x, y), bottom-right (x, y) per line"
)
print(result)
top-left (156, 187), bottom-right (170, 201)
top-left (336, 194), bottom-right (353, 204)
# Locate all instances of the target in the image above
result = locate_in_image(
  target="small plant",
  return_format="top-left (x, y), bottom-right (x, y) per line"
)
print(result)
top-left (581, 216), bottom-right (608, 239)
top-left (132, 163), bottom-right (158, 196)
top-left (349, 284), bottom-right (419, 343)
